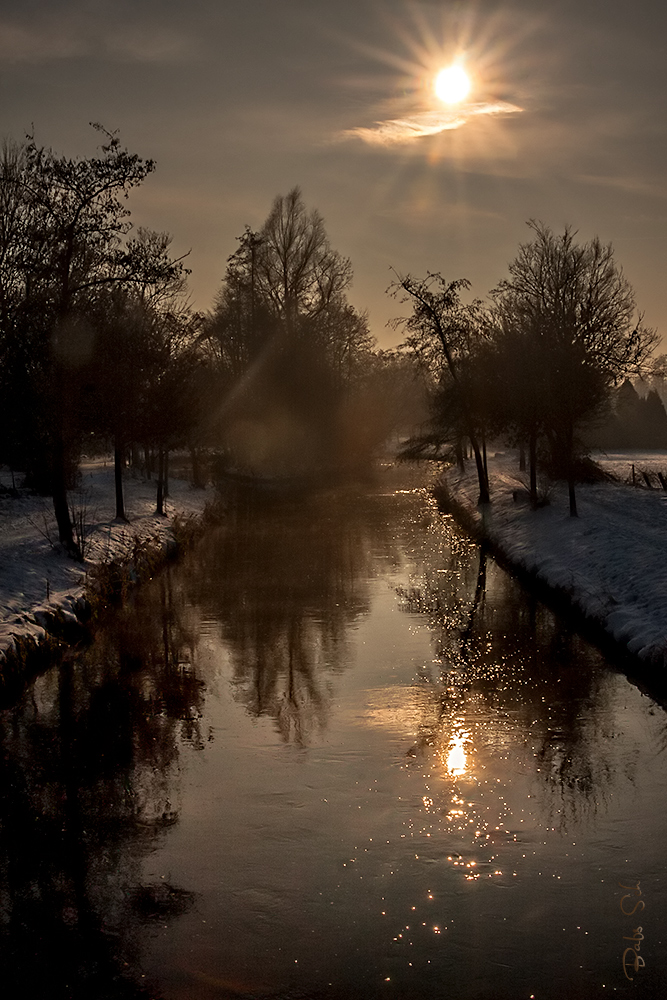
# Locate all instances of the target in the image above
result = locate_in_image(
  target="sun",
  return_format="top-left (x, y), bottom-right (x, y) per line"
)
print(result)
top-left (434, 64), bottom-right (471, 104)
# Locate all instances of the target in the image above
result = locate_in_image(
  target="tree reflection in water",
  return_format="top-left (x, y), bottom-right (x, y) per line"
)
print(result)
top-left (0, 571), bottom-right (202, 998)
top-left (397, 495), bottom-right (626, 831)
top-left (0, 470), bottom-right (414, 995)
top-left (179, 482), bottom-right (397, 746)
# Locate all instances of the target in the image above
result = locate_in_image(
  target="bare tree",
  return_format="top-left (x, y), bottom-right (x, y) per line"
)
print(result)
top-left (389, 272), bottom-right (491, 504)
top-left (201, 190), bottom-right (375, 475)
top-left (11, 127), bottom-right (156, 554)
top-left (255, 187), bottom-right (353, 334)
top-left (205, 227), bottom-right (280, 383)
top-left (1, 126), bottom-right (188, 556)
top-left (492, 222), bottom-right (657, 515)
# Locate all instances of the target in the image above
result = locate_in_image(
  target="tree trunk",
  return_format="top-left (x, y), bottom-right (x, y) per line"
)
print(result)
top-left (144, 444), bottom-right (152, 479)
top-left (156, 448), bottom-right (165, 516)
top-left (564, 424), bottom-right (578, 517)
top-left (164, 450), bottom-right (169, 498)
top-left (190, 446), bottom-right (204, 488)
top-left (529, 428), bottom-right (537, 507)
top-left (519, 443), bottom-right (526, 472)
top-left (52, 433), bottom-right (80, 559)
top-left (455, 438), bottom-right (465, 473)
top-left (470, 437), bottom-right (490, 504)
top-left (114, 439), bottom-right (128, 521)
top-left (49, 347), bottom-right (79, 557)
top-left (568, 476), bottom-right (578, 517)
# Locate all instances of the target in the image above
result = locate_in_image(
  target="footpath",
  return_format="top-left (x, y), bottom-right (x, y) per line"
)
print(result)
top-left (438, 451), bottom-right (667, 669)
top-left (0, 459), bottom-right (212, 664)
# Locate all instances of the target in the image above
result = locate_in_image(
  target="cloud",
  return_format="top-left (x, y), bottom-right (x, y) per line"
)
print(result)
top-left (0, 21), bottom-right (83, 61)
top-left (342, 101), bottom-right (523, 146)
top-left (0, 15), bottom-right (197, 64)
top-left (105, 28), bottom-right (198, 64)
top-left (574, 173), bottom-right (667, 201)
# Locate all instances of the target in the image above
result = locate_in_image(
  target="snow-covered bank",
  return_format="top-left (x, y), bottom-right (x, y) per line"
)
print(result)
top-left (438, 451), bottom-right (667, 668)
top-left (0, 459), bottom-right (213, 663)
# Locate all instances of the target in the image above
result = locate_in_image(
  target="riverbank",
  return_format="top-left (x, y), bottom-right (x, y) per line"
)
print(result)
top-left (0, 459), bottom-right (213, 668)
top-left (437, 451), bottom-right (667, 670)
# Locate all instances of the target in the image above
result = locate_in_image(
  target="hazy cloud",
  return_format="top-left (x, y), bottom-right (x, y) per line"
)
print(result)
top-left (0, 20), bottom-right (83, 61)
top-left (0, 16), bottom-right (197, 64)
top-left (575, 173), bottom-right (667, 201)
top-left (343, 101), bottom-right (523, 145)
top-left (105, 28), bottom-right (198, 64)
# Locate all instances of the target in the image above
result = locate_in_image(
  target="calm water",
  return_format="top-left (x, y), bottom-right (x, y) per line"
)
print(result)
top-left (1, 465), bottom-right (665, 999)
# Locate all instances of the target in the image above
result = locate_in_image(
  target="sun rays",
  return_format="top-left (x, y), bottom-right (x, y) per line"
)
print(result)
top-left (336, 3), bottom-right (525, 148)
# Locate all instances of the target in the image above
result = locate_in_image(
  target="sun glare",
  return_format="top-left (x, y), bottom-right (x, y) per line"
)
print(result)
top-left (434, 64), bottom-right (471, 104)
top-left (445, 733), bottom-right (468, 776)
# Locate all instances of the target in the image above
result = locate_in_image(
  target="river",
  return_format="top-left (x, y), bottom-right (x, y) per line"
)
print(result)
top-left (0, 464), bottom-right (665, 999)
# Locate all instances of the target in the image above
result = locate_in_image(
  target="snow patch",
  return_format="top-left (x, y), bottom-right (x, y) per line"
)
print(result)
top-left (0, 459), bottom-right (211, 661)
top-left (440, 451), bottom-right (667, 669)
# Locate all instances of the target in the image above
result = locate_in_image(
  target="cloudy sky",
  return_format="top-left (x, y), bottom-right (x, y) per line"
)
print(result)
top-left (1, 0), bottom-right (666, 346)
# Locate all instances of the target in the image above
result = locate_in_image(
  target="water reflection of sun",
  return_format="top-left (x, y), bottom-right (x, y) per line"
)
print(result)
top-left (409, 723), bottom-right (517, 884)
top-left (444, 731), bottom-right (468, 776)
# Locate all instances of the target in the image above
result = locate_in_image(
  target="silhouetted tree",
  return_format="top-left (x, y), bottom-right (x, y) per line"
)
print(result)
top-left (0, 141), bottom-right (60, 491)
top-left (389, 273), bottom-right (491, 503)
top-left (640, 389), bottom-right (667, 447)
top-left (202, 190), bottom-right (377, 474)
top-left (0, 126), bottom-right (186, 555)
top-left (84, 290), bottom-right (146, 520)
top-left (492, 222), bottom-right (657, 515)
top-left (484, 304), bottom-right (550, 504)
top-left (204, 226), bottom-right (282, 402)
top-left (21, 127), bottom-right (156, 553)
top-left (590, 378), bottom-right (667, 450)
top-left (255, 187), bottom-right (353, 334)
top-left (84, 284), bottom-right (196, 521)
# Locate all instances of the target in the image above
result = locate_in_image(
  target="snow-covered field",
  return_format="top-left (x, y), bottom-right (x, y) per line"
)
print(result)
top-left (592, 450), bottom-right (667, 484)
top-left (441, 450), bottom-right (667, 668)
top-left (0, 459), bottom-right (211, 660)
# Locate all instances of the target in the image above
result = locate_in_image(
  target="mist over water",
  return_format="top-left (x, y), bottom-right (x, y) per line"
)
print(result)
top-left (0, 464), bottom-right (665, 998)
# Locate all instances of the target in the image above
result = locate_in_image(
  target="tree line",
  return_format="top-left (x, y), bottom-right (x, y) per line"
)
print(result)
top-left (393, 221), bottom-right (658, 516)
top-left (590, 378), bottom-right (667, 451)
top-left (1, 125), bottom-right (658, 563)
top-left (0, 126), bottom-right (197, 557)
top-left (0, 127), bottom-right (421, 559)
